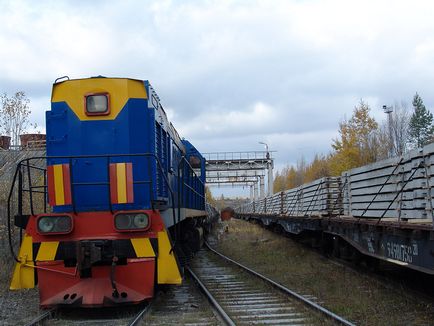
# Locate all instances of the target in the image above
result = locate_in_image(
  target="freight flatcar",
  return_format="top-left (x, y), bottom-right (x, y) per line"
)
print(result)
top-left (237, 143), bottom-right (434, 275)
top-left (8, 76), bottom-right (207, 307)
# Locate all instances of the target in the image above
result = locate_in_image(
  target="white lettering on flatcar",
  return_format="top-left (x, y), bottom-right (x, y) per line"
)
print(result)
top-left (386, 242), bottom-right (418, 263)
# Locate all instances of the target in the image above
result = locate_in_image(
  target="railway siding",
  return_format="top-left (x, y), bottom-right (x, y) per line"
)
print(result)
top-left (238, 214), bottom-right (434, 274)
top-left (237, 142), bottom-right (434, 274)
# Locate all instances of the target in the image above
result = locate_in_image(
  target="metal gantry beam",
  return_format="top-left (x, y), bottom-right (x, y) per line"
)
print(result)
top-left (207, 176), bottom-right (261, 184)
top-left (204, 151), bottom-right (274, 199)
top-left (207, 170), bottom-right (266, 177)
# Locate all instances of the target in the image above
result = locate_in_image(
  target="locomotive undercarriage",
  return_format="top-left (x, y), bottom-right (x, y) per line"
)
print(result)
top-left (169, 217), bottom-right (206, 267)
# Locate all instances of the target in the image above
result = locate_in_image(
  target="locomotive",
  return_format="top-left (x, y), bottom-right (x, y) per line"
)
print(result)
top-left (8, 76), bottom-right (207, 307)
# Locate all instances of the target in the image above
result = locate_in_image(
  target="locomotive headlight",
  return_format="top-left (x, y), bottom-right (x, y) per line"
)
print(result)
top-left (37, 216), bottom-right (72, 234)
top-left (115, 212), bottom-right (150, 231)
top-left (133, 213), bottom-right (149, 228)
top-left (85, 93), bottom-right (109, 115)
top-left (115, 214), bottom-right (132, 229)
top-left (38, 217), bottom-right (55, 232)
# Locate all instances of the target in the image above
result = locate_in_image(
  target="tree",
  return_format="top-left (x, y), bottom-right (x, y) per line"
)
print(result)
top-left (205, 186), bottom-right (215, 206)
top-left (0, 91), bottom-right (34, 146)
top-left (330, 100), bottom-right (378, 175)
top-left (408, 93), bottom-right (434, 148)
top-left (285, 166), bottom-right (298, 189)
top-left (304, 154), bottom-right (330, 182)
top-left (273, 170), bottom-right (286, 192)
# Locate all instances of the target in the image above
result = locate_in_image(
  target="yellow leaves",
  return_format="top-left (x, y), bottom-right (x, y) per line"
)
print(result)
top-left (273, 171), bottom-right (286, 193)
top-left (273, 100), bottom-right (380, 192)
top-left (330, 100), bottom-right (379, 175)
top-left (205, 186), bottom-right (216, 205)
top-left (304, 154), bottom-right (330, 183)
top-left (273, 155), bottom-right (331, 191)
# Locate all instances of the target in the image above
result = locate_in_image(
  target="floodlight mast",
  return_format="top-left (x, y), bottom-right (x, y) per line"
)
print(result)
top-left (383, 105), bottom-right (394, 157)
top-left (383, 105), bottom-right (393, 114)
top-left (259, 141), bottom-right (273, 196)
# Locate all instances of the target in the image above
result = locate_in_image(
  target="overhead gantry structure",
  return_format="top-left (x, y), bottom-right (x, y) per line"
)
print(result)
top-left (203, 151), bottom-right (274, 200)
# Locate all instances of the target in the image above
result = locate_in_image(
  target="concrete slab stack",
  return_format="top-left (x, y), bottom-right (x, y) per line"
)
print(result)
top-left (237, 177), bottom-right (341, 216)
top-left (236, 143), bottom-right (434, 223)
top-left (342, 143), bottom-right (434, 220)
top-left (280, 177), bottom-right (341, 216)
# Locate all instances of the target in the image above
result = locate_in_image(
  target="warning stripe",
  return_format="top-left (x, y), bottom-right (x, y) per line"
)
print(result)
top-left (110, 162), bottom-right (134, 204)
top-left (62, 164), bottom-right (72, 205)
top-left (131, 238), bottom-right (156, 257)
top-left (35, 242), bottom-right (59, 261)
top-left (110, 164), bottom-right (118, 204)
top-left (126, 163), bottom-right (134, 203)
top-left (47, 164), bottom-right (72, 206)
top-left (47, 166), bottom-right (56, 206)
top-left (117, 163), bottom-right (127, 203)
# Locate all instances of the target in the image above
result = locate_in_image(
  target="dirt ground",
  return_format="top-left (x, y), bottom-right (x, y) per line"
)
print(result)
top-left (0, 255), bottom-right (41, 325)
top-left (214, 218), bottom-right (434, 326)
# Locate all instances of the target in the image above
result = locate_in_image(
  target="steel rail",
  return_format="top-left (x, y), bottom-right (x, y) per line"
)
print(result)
top-left (127, 302), bottom-right (153, 326)
top-left (204, 241), bottom-right (356, 326)
top-left (185, 266), bottom-right (236, 326)
top-left (24, 308), bottom-right (56, 326)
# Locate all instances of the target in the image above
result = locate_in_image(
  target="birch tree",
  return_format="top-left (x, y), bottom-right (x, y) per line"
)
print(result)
top-left (0, 91), bottom-right (34, 146)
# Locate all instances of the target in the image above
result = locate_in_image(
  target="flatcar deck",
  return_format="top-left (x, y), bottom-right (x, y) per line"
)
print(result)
top-left (238, 212), bottom-right (434, 274)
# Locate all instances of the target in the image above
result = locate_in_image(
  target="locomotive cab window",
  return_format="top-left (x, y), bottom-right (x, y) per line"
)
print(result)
top-left (189, 155), bottom-right (202, 176)
top-left (85, 93), bottom-right (110, 115)
top-left (189, 155), bottom-right (201, 169)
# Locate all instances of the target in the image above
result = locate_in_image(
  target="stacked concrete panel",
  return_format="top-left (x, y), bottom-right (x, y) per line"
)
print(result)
top-left (282, 177), bottom-right (341, 216)
top-left (267, 191), bottom-right (283, 214)
top-left (342, 143), bottom-right (434, 220)
top-left (237, 200), bottom-right (254, 214)
top-left (237, 177), bottom-right (341, 216)
top-left (236, 143), bottom-right (434, 222)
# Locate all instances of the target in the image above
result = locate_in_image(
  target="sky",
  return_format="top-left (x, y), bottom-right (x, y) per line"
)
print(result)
top-left (2, 0), bottom-right (434, 198)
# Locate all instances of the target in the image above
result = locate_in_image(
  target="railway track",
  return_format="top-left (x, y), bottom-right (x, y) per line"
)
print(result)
top-left (140, 276), bottom-right (220, 325)
top-left (22, 276), bottom-right (221, 326)
top-left (24, 303), bottom-right (151, 326)
top-left (188, 242), bottom-right (355, 326)
top-left (21, 242), bottom-right (355, 326)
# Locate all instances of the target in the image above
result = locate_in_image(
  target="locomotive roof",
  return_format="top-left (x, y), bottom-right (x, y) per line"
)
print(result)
top-left (53, 76), bottom-right (145, 84)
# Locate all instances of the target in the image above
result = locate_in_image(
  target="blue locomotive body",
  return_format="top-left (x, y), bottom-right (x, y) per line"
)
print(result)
top-left (46, 78), bottom-right (205, 225)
